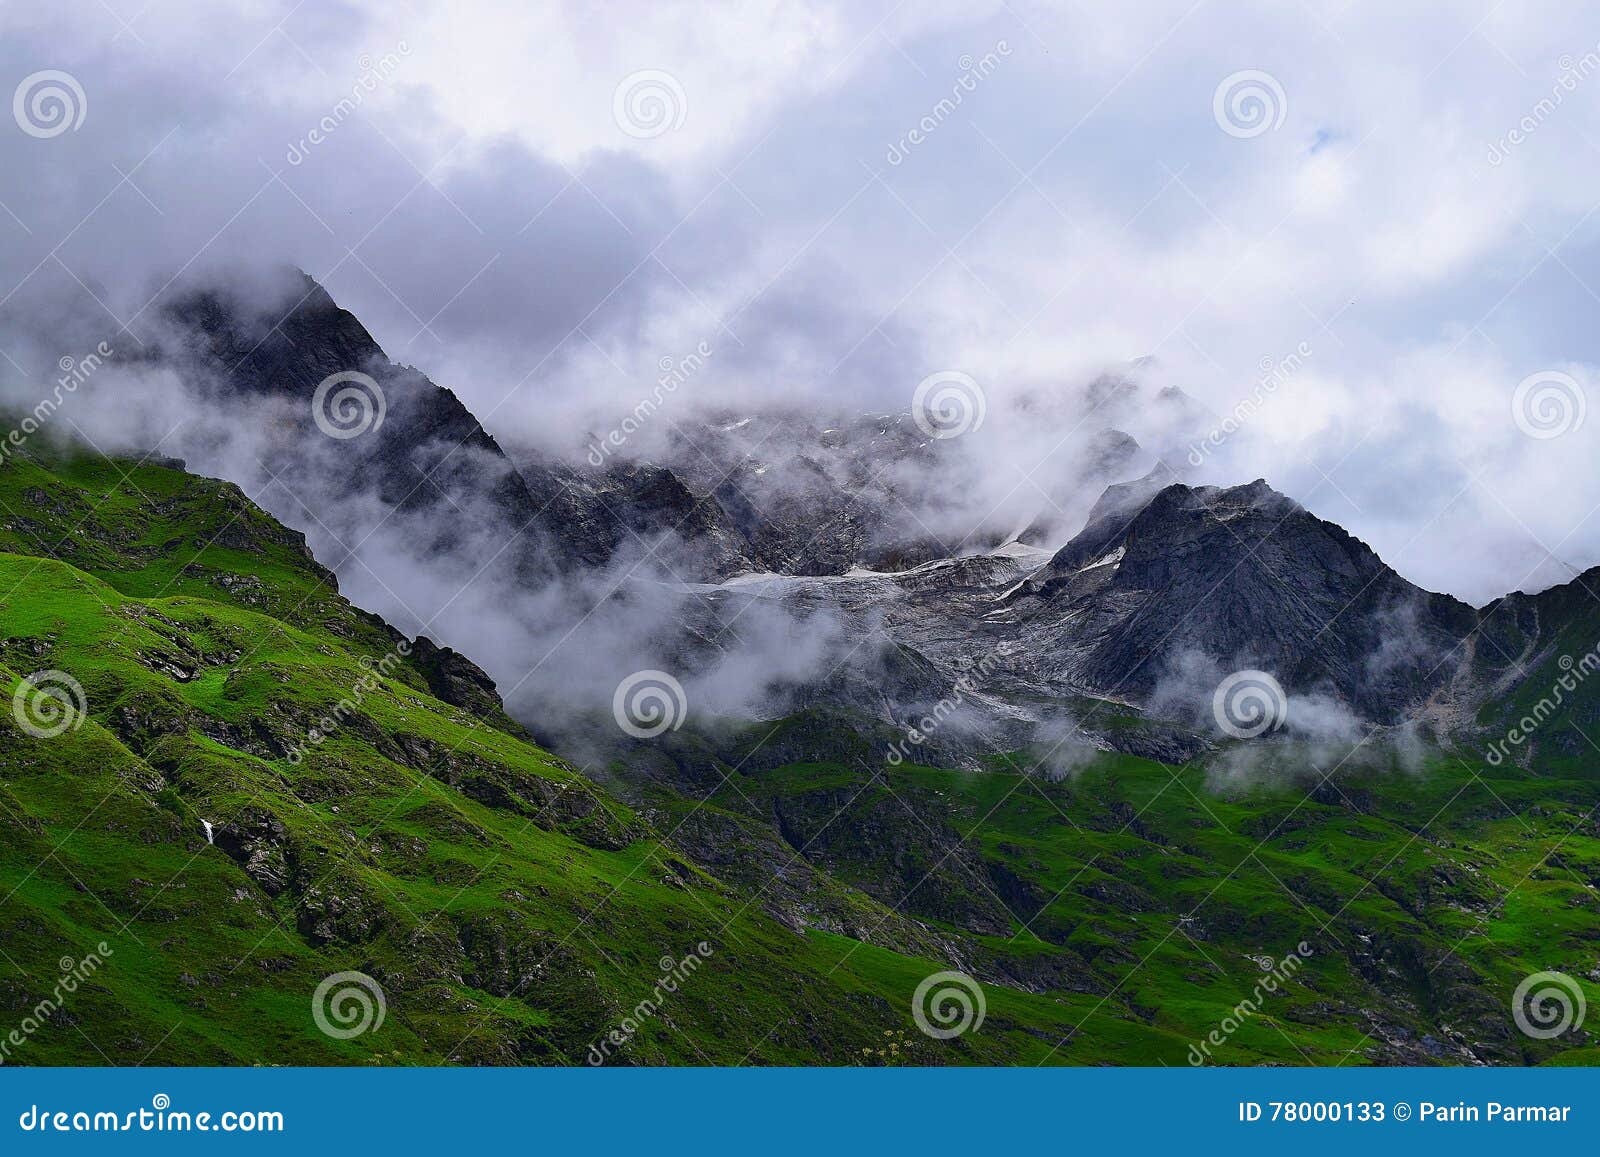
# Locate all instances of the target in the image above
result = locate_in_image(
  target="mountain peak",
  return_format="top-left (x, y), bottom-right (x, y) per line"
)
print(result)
top-left (1024, 473), bottom-right (1472, 720)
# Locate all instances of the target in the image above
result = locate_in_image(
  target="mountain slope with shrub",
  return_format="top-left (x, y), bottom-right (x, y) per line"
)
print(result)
top-left (2, 447), bottom-right (1598, 1067)
top-left (0, 447), bottom-right (1080, 1065)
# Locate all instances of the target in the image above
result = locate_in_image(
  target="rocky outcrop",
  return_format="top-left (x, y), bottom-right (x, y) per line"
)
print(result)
top-left (151, 275), bottom-right (1600, 762)
top-left (161, 275), bottom-right (564, 584)
top-left (1018, 480), bottom-right (1478, 721)
top-left (408, 635), bottom-right (508, 720)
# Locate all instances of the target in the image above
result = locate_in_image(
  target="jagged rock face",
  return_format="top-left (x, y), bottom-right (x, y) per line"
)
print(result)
top-left (1018, 429), bottom-right (1143, 546)
top-left (1016, 481), bottom-right (1478, 720)
top-left (670, 411), bottom-right (950, 575)
top-left (1037, 461), bottom-right (1178, 571)
top-left (156, 275), bottom-right (1163, 589)
top-left (585, 407), bottom-right (1152, 579)
top-left (710, 455), bottom-right (889, 576)
top-left (517, 458), bottom-right (760, 580)
top-left (1457, 563), bottom-right (1600, 762)
top-left (658, 480), bottom-right (1493, 758)
top-left (157, 279), bottom-right (1008, 586)
top-left (408, 635), bottom-right (511, 722)
top-left (144, 276), bottom-right (1600, 761)
top-left (160, 277), bottom-right (563, 582)
top-left (670, 411), bottom-right (1153, 575)
top-left (524, 409), bottom-right (991, 580)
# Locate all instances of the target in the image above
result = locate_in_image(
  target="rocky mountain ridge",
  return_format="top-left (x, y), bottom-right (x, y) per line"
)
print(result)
top-left (138, 274), bottom-right (1600, 767)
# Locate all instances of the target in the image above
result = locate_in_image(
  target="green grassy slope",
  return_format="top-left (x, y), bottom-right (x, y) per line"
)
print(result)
top-left (1, 449), bottom-right (1596, 1066)
top-left (676, 747), bottom-right (1600, 1065)
top-left (0, 450), bottom-right (1069, 1065)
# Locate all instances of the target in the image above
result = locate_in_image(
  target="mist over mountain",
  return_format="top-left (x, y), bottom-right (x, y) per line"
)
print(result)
top-left (11, 3), bottom-right (1600, 1075)
top-left (6, 1), bottom-right (1600, 610)
top-left (2, 270), bottom-right (1175, 747)
top-left (5, 270), bottom-right (1594, 784)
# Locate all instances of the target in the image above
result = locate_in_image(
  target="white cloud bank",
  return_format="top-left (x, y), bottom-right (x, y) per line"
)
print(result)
top-left (3, 0), bottom-right (1600, 604)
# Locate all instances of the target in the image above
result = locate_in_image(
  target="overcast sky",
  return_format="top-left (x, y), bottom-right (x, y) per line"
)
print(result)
top-left (4, 0), bottom-right (1600, 603)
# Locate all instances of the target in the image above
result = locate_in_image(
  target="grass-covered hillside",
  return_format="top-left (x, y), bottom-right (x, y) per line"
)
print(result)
top-left (616, 710), bottom-right (1600, 1066)
top-left (0, 448), bottom-right (1596, 1066)
top-left (0, 449), bottom-right (985, 1064)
